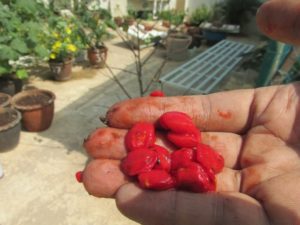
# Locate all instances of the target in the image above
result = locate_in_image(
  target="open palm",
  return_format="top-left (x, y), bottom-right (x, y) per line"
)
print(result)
top-left (83, 83), bottom-right (300, 225)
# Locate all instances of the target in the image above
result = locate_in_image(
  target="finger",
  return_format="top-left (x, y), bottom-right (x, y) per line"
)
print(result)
top-left (106, 89), bottom-right (257, 133)
top-left (116, 183), bottom-right (269, 225)
top-left (84, 127), bottom-right (243, 169)
top-left (256, 0), bottom-right (300, 45)
top-left (82, 159), bottom-right (131, 198)
top-left (81, 159), bottom-right (241, 198)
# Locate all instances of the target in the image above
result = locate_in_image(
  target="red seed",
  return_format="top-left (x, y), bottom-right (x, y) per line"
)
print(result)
top-left (121, 148), bottom-right (158, 176)
top-left (174, 162), bottom-right (216, 193)
top-left (159, 111), bottom-right (198, 133)
top-left (125, 122), bottom-right (156, 151)
top-left (171, 148), bottom-right (195, 170)
top-left (138, 170), bottom-right (175, 190)
top-left (195, 143), bottom-right (224, 174)
top-left (149, 90), bottom-right (165, 97)
top-left (75, 171), bottom-right (83, 183)
top-left (167, 131), bottom-right (200, 148)
top-left (150, 145), bottom-right (171, 172)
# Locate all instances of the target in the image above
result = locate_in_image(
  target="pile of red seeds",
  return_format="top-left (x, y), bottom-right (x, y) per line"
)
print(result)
top-left (121, 111), bottom-right (224, 193)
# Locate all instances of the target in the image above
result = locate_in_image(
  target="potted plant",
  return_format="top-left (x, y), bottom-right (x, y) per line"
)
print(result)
top-left (0, 93), bottom-right (11, 108)
top-left (47, 16), bottom-right (83, 81)
top-left (0, 1), bottom-right (49, 94)
top-left (114, 16), bottom-right (123, 27)
top-left (159, 10), bottom-right (172, 28)
top-left (11, 89), bottom-right (56, 132)
top-left (0, 107), bottom-right (22, 151)
top-left (76, 7), bottom-right (114, 68)
top-left (188, 5), bottom-right (213, 27)
top-left (124, 10), bottom-right (137, 27)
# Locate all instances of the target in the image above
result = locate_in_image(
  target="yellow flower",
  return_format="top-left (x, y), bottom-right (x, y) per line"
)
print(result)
top-left (66, 27), bottom-right (72, 35)
top-left (67, 44), bottom-right (77, 52)
top-left (50, 53), bottom-right (56, 59)
top-left (52, 41), bottom-right (62, 51)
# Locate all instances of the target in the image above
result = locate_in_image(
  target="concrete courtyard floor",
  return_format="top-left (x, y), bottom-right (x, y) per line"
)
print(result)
top-left (0, 34), bottom-right (259, 225)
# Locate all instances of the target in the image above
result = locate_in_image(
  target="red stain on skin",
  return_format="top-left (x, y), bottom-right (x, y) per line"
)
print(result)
top-left (210, 135), bottom-right (218, 141)
top-left (242, 166), bottom-right (262, 194)
top-left (217, 110), bottom-right (232, 120)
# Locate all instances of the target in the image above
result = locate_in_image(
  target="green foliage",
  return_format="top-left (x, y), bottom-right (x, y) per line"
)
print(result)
top-left (127, 9), bottom-right (138, 19)
top-left (0, 1), bottom-right (50, 79)
top-left (75, 7), bottom-right (115, 48)
top-left (189, 5), bottom-right (213, 26)
top-left (47, 16), bottom-right (84, 61)
top-left (159, 10), bottom-right (185, 26)
top-left (219, 0), bottom-right (262, 25)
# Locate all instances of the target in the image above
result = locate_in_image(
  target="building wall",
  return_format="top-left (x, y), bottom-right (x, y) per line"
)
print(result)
top-left (110, 0), bottom-right (128, 17)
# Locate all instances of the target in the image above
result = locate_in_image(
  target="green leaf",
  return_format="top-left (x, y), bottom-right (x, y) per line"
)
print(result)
top-left (34, 45), bottom-right (49, 59)
top-left (0, 65), bottom-right (10, 75)
top-left (0, 45), bottom-right (19, 60)
top-left (11, 38), bottom-right (29, 54)
top-left (16, 69), bottom-right (28, 79)
top-left (0, 35), bottom-right (12, 44)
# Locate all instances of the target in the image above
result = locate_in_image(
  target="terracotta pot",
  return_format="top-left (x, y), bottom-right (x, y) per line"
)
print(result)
top-left (49, 58), bottom-right (73, 81)
top-left (144, 23), bottom-right (153, 31)
top-left (0, 92), bottom-right (11, 107)
top-left (0, 107), bottom-right (21, 151)
top-left (87, 46), bottom-right (108, 68)
top-left (114, 17), bottom-right (123, 27)
top-left (125, 18), bottom-right (135, 26)
top-left (11, 89), bottom-right (55, 132)
top-left (162, 20), bottom-right (171, 28)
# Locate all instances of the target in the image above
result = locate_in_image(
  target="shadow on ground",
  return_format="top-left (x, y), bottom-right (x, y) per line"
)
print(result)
top-left (34, 40), bottom-right (188, 156)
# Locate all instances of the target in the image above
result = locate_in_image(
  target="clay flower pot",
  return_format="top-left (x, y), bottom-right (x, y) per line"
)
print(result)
top-left (162, 20), bottom-right (171, 28)
top-left (11, 89), bottom-right (55, 132)
top-left (114, 17), bottom-right (123, 27)
top-left (0, 92), bottom-right (11, 107)
top-left (0, 107), bottom-right (21, 151)
top-left (49, 58), bottom-right (73, 81)
top-left (166, 33), bottom-right (192, 61)
top-left (87, 46), bottom-right (108, 68)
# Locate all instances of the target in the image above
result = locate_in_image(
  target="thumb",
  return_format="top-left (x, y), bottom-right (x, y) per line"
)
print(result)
top-left (115, 183), bottom-right (269, 225)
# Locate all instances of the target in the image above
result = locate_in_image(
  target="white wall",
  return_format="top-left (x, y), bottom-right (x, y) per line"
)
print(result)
top-left (110, 0), bottom-right (128, 17)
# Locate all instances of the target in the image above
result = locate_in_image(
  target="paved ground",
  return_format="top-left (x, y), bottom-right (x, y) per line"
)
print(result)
top-left (0, 34), bottom-right (259, 225)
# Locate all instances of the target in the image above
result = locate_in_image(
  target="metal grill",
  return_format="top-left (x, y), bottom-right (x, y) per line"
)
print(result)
top-left (160, 39), bottom-right (255, 94)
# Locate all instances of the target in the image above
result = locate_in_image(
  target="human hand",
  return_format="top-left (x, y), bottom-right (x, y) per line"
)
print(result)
top-left (256, 0), bottom-right (300, 45)
top-left (82, 83), bottom-right (300, 225)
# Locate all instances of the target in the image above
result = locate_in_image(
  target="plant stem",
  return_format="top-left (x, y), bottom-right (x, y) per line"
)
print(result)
top-left (109, 66), bottom-right (138, 75)
top-left (136, 23), bottom-right (144, 96)
top-left (143, 58), bottom-right (168, 94)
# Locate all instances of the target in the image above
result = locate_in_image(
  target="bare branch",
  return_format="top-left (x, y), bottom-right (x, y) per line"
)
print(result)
top-left (143, 58), bottom-right (168, 94)
top-left (109, 66), bottom-right (138, 75)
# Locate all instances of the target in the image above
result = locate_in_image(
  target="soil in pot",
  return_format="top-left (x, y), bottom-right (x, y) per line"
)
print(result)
top-left (0, 93), bottom-right (11, 107)
top-left (11, 89), bottom-right (55, 132)
top-left (49, 58), bottom-right (73, 81)
top-left (0, 107), bottom-right (21, 151)
top-left (87, 46), bottom-right (108, 68)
